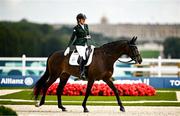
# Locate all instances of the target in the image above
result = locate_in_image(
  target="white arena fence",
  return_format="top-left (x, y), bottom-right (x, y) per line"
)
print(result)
top-left (0, 54), bottom-right (180, 77)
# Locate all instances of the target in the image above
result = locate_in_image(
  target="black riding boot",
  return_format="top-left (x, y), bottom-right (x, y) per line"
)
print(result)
top-left (79, 57), bottom-right (86, 80)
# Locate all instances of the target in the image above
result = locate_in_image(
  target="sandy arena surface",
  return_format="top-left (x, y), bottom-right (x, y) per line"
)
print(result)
top-left (0, 90), bottom-right (22, 96)
top-left (1, 90), bottom-right (180, 116)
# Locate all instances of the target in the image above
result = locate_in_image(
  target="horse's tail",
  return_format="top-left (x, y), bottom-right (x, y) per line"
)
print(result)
top-left (33, 56), bottom-right (50, 100)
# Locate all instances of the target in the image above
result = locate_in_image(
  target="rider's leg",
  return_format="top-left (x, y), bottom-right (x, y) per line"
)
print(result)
top-left (76, 45), bottom-right (86, 60)
top-left (79, 57), bottom-right (86, 79)
top-left (76, 45), bottom-right (86, 79)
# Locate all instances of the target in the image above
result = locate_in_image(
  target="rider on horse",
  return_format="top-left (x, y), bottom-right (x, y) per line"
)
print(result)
top-left (64, 13), bottom-right (91, 79)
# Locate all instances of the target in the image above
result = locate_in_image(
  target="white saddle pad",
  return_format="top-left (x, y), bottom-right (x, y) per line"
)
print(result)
top-left (69, 45), bottom-right (95, 66)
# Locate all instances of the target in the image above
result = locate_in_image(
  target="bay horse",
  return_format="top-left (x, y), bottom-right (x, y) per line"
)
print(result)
top-left (33, 36), bottom-right (142, 112)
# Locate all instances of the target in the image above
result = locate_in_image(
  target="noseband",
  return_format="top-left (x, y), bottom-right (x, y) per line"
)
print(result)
top-left (117, 44), bottom-right (140, 64)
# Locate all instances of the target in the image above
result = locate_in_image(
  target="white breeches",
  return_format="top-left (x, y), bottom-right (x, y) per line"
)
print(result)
top-left (76, 45), bottom-right (87, 60)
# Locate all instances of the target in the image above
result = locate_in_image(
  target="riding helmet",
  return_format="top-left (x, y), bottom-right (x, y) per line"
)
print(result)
top-left (76, 13), bottom-right (87, 21)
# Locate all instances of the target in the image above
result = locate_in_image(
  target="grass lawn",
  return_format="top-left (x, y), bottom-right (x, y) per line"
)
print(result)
top-left (140, 50), bottom-right (160, 58)
top-left (0, 90), bottom-right (179, 106)
top-left (0, 91), bottom-right (177, 101)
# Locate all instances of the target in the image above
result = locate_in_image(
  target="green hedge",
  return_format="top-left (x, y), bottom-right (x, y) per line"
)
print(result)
top-left (0, 105), bottom-right (17, 116)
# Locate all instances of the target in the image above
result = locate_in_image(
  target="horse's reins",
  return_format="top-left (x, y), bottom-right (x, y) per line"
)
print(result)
top-left (117, 59), bottom-right (136, 64)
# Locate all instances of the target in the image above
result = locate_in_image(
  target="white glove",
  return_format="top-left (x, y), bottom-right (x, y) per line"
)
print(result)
top-left (84, 35), bottom-right (91, 39)
top-left (64, 47), bottom-right (70, 56)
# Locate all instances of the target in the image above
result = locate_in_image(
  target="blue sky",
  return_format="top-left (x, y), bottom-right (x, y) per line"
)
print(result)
top-left (0, 0), bottom-right (180, 24)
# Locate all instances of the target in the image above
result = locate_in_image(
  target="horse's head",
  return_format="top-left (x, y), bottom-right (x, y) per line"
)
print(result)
top-left (101, 37), bottom-right (142, 64)
top-left (127, 36), bottom-right (142, 64)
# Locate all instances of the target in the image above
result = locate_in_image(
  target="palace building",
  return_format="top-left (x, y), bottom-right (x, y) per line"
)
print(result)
top-left (89, 17), bottom-right (180, 43)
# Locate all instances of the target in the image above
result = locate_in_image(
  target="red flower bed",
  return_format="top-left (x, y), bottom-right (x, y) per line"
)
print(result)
top-left (47, 83), bottom-right (156, 96)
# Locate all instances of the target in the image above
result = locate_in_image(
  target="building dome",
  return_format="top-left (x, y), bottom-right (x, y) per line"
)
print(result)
top-left (101, 16), bottom-right (108, 24)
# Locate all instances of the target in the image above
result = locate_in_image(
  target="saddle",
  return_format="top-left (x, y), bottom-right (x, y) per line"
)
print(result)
top-left (69, 45), bottom-right (95, 66)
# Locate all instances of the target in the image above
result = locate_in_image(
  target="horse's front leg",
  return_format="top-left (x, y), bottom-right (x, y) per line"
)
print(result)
top-left (57, 73), bottom-right (69, 111)
top-left (104, 79), bottom-right (125, 112)
top-left (82, 79), bottom-right (94, 112)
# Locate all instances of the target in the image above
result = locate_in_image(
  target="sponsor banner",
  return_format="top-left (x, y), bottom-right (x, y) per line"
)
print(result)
top-left (117, 77), bottom-right (180, 88)
top-left (0, 76), bottom-right (180, 88)
top-left (0, 76), bottom-right (39, 87)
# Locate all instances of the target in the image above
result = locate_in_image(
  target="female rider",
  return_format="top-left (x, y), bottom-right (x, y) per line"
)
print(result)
top-left (64, 13), bottom-right (91, 79)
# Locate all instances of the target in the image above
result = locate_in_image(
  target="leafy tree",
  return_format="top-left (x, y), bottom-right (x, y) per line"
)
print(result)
top-left (163, 37), bottom-right (180, 58)
top-left (0, 20), bottom-right (115, 57)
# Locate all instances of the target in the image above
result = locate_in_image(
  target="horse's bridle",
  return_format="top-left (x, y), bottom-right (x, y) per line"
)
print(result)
top-left (117, 44), bottom-right (140, 64)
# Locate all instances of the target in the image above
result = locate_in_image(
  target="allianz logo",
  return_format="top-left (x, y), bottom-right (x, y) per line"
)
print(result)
top-left (0, 77), bottom-right (34, 86)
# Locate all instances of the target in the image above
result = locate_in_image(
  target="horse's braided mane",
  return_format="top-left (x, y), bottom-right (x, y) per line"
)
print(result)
top-left (100, 40), bottom-right (129, 49)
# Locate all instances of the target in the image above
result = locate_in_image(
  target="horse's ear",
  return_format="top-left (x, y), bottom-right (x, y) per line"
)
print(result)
top-left (134, 36), bottom-right (137, 42)
top-left (130, 36), bottom-right (137, 44)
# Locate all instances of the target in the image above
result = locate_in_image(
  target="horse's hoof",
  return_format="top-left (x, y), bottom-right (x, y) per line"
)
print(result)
top-left (59, 106), bottom-right (67, 112)
top-left (120, 106), bottom-right (125, 112)
top-left (84, 109), bottom-right (89, 113)
top-left (35, 102), bottom-right (40, 107)
top-left (62, 108), bottom-right (67, 112)
top-left (35, 102), bottom-right (41, 107)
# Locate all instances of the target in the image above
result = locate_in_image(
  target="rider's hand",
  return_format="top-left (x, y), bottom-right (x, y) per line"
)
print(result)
top-left (64, 47), bottom-right (70, 56)
top-left (85, 35), bottom-right (91, 39)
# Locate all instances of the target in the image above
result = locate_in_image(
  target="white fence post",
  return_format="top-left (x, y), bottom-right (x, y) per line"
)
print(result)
top-left (158, 56), bottom-right (162, 77)
top-left (22, 54), bottom-right (26, 76)
top-left (0, 56), bottom-right (180, 77)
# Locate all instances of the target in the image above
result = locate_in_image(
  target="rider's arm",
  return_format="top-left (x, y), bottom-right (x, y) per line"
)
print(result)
top-left (86, 24), bottom-right (90, 36)
top-left (67, 28), bottom-right (76, 46)
top-left (85, 24), bottom-right (91, 39)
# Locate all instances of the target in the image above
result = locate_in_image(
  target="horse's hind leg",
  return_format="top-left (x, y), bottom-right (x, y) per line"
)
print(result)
top-left (57, 73), bottom-right (69, 111)
top-left (36, 76), bottom-right (57, 107)
top-left (82, 79), bottom-right (94, 112)
top-left (104, 79), bottom-right (125, 112)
